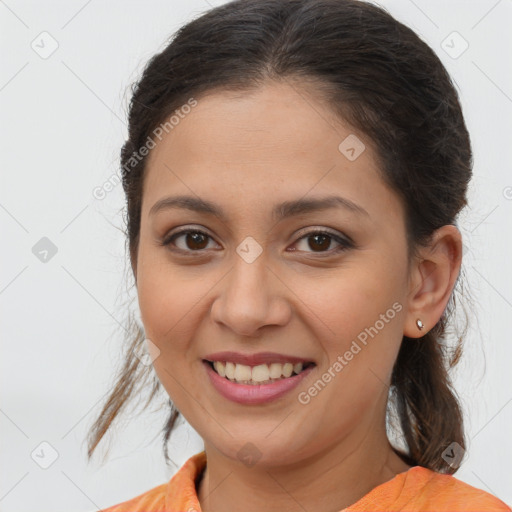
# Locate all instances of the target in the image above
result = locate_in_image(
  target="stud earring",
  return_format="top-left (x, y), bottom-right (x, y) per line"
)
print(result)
top-left (416, 318), bottom-right (424, 331)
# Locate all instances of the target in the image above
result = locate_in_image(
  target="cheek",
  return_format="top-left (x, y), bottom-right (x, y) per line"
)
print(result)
top-left (297, 261), bottom-right (406, 394)
top-left (135, 262), bottom-right (207, 407)
top-left (136, 242), bottom-right (191, 336)
top-left (294, 263), bottom-right (404, 341)
top-left (136, 257), bottom-right (190, 362)
top-left (136, 252), bottom-right (219, 365)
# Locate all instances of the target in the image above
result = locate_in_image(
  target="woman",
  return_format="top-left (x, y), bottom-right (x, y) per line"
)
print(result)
top-left (87, 0), bottom-right (511, 510)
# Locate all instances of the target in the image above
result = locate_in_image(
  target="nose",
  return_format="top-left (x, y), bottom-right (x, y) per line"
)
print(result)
top-left (210, 256), bottom-right (291, 338)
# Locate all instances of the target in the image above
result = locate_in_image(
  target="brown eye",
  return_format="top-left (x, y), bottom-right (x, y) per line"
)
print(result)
top-left (181, 232), bottom-right (209, 250)
top-left (306, 233), bottom-right (332, 252)
top-left (161, 227), bottom-right (353, 257)
top-left (163, 229), bottom-right (217, 252)
top-left (293, 230), bottom-right (352, 256)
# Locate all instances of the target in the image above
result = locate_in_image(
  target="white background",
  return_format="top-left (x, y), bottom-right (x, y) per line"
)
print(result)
top-left (1, 0), bottom-right (511, 510)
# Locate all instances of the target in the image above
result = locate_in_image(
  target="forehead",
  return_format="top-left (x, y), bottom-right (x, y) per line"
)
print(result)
top-left (142, 81), bottom-right (404, 227)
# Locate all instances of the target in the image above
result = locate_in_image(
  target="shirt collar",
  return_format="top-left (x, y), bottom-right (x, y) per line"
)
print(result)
top-left (163, 451), bottom-right (436, 511)
top-left (165, 451), bottom-right (207, 511)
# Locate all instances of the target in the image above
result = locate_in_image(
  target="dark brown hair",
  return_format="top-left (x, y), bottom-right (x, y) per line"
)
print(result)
top-left (87, 0), bottom-right (473, 474)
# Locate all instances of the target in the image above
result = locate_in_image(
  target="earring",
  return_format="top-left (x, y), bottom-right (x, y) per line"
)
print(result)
top-left (416, 318), bottom-right (424, 331)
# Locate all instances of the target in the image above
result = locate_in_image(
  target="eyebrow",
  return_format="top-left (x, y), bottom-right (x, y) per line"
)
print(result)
top-left (149, 194), bottom-right (370, 221)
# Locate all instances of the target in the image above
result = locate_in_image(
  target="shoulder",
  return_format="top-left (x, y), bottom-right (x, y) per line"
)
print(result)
top-left (398, 467), bottom-right (511, 511)
top-left (100, 482), bottom-right (167, 512)
top-left (349, 466), bottom-right (510, 511)
top-left (98, 451), bottom-right (206, 512)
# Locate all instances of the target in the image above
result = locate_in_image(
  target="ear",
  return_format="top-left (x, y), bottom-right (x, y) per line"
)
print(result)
top-left (404, 224), bottom-right (463, 338)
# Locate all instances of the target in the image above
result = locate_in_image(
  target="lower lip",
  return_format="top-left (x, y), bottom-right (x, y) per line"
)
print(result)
top-left (203, 361), bottom-right (315, 405)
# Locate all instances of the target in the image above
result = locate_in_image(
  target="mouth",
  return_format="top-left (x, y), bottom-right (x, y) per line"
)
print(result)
top-left (203, 359), bottom-right (316, 386)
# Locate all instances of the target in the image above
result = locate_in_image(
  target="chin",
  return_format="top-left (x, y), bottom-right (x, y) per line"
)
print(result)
top-left (205, 433), bottom-right (311, 470)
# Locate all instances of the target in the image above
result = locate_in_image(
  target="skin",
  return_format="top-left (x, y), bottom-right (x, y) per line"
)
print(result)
top-left (133, 80), bottom-right (463, 512)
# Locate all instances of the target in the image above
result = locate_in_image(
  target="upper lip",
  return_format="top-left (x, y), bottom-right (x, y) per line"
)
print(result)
top-left (203, 351), bottom-right (315, 366)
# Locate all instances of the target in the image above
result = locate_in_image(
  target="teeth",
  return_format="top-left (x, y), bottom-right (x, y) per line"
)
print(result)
top-left (214, 361), bottom-right (226, 377)
top-left (211, 361), bottom-right (307, 384)
top-left (234, 363), bottom-right (252, 381)
top-left (252, 364), bottom-right (270, 382)
top-left (225, 362), bottom-right (235, 380)
top-left (269, 363), bottom-right (282, 379)
top-left (282, 362), bottom-right (293, 378)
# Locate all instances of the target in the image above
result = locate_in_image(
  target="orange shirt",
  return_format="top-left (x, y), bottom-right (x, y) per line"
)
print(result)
top-left (101, 451), bottom-right (510, 511)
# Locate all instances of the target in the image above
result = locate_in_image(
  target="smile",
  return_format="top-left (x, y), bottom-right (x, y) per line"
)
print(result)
top-left (202, 354), bottom-right (316, 405)
top-left (206, 360), bottom-right (314, 385)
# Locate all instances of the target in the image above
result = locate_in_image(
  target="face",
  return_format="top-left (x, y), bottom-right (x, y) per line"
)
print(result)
top-left (135, 80), bottom-right (412, 467)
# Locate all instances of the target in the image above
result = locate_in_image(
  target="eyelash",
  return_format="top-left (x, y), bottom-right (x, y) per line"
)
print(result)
top-left (160, 227), bottom-right (353, 257)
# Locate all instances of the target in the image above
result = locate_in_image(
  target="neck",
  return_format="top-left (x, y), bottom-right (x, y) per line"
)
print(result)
top-left (197, 428), bottom-right (411, 512)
